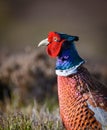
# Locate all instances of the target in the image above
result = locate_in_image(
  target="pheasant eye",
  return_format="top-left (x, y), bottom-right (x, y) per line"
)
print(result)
top-left (53, 36), bottom-right (59, 42)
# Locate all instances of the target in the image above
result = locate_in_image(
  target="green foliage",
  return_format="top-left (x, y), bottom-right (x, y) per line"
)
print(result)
top-left (0, 112), bottom-right (32, 130)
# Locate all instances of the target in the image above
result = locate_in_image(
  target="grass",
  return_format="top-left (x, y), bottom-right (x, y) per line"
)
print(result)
top-left (0, 112), bottom-right (32, 130)
top-left (0, 97), bottom-right (64, 130)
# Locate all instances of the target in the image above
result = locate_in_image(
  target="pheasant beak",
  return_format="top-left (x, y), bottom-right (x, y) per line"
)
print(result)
top-left (38, 38), bottom-right (49, 47)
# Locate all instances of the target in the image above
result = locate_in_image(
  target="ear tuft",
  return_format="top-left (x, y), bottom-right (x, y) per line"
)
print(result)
top-left (74, 36), bottom-right (79, 41)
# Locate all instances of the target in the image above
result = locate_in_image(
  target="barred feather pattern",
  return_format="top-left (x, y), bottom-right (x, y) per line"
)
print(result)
top-left (58, 66), bottom-right (107, 130)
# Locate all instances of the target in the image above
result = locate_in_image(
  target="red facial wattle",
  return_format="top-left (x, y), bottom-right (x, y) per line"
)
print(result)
top-left (46, 32), bottom-right (65, 58)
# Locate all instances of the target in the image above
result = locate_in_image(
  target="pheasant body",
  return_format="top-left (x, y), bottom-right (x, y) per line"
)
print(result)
top-left (38, 32), bottom-right (107, 130)
top-left (58, 66), bottom-right (107, 130)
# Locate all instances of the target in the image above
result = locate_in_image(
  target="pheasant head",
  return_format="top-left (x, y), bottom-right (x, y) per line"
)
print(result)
top-left (38, 31), bottom-right (85, 76)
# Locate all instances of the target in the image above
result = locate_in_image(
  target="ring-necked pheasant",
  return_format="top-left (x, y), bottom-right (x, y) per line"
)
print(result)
top-left (38, 32), bottom-right (107, 130)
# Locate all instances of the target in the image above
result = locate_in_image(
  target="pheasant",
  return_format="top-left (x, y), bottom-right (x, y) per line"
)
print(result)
top-left (38, 32), bottom-right (107, 130)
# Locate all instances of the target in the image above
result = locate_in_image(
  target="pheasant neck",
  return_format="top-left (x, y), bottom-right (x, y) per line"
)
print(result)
top-left (55, 43), bottom-right (85, 76)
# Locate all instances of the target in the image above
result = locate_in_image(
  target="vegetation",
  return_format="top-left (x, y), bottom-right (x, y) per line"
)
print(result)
top-left (0, 99), bottom-right (64, 130)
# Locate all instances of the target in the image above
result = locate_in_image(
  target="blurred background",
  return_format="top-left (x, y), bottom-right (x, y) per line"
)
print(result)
top-left (0, 0), bottom-right (107, 111)
top-left (0, 0), bottom-right (107, 59)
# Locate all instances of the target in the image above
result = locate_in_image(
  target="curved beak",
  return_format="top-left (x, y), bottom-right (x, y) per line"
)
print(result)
top-left (38, 38), bottom-right (49, 47)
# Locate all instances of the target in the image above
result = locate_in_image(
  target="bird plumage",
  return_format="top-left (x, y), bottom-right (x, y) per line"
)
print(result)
top-left (58, 66), bottom-right (107, 130)
top-left (38, 32), bottom-right (107, 130)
